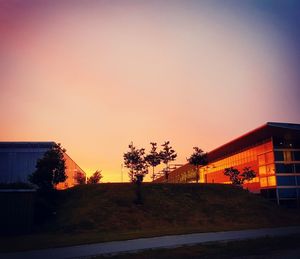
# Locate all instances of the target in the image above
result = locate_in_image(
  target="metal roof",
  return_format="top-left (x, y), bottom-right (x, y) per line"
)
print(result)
top-left (0, 142), bottom-right (56, 149)
top-left (207, 122), bottom-right (300, 162)
top-left (267, 122), bottom-right (300, 130)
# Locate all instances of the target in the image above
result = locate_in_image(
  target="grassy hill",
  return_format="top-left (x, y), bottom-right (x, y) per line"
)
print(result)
top-left (1, 183), bottom-right (300, 251)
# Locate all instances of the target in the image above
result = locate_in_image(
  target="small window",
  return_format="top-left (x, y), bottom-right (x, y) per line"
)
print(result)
top-left (276, 176), bottom-right (296, 186)
top-left (283, 151), bottom-right (292, 162)
top-left (260, 177), bottom-right (268, 187)
top-left (293, 151), bottom-right (300, 161)
top-left (274, 151), bottom-right (284, 161)
top-left (259, 166), bottom-right (267, 176)
top-left (265, 152), bottom-right (274, 164)
top-left (266, 164), bottom-right (275, 175)
top-left (273, 138), bottom-right (284, 148)
top-left (267, 176), bottom-right (276, 186)
top-left (278, 188), bottom-right (297, 198)
top-left (275, 163), bottom-right (294, 173)
top-left (258, 154), bottom-right (266, 165)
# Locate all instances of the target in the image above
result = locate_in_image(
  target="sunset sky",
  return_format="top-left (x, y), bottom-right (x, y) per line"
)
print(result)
top-left (1, 0), bottom-right (299, 182)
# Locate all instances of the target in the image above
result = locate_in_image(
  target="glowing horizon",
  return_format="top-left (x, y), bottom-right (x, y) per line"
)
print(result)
top-left (1, 1), bottom-right (299, 182)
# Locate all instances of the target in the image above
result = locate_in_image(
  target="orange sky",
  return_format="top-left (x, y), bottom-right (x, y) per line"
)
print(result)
top-left (1, 1), bottom-right (299, 182)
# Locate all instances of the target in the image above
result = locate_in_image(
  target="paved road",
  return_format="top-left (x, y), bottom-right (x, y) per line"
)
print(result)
top-left (2, 226), bottom-right (300, 259)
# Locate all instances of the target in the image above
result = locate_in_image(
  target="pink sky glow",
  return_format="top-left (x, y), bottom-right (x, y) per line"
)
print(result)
top-left (1, 1), bottom-right (299, 181)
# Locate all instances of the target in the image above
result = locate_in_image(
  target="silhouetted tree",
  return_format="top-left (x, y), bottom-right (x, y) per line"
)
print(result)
top-left (145, 142), bottom-right (161, 182)
top-left (241, 167), bottom-right (256, 183)
top-left (224, 167), bottom-right (241, 185)
top-left (187, 147), bottom-right (208, 183)
top-left (28, 143), bottom-right (67, 190)
top-left (224, 167), bottom-right (256, 186)
top-left (28, 143), bottom-right (67, 224)
top-left (123, 143), bottom-right (148, 204)
top-left (74, 171), bottom-right (86, 185)
top-left (87, 170), bottom-right (103, 184)
top-left (160, 141), bottom-right (177, 182)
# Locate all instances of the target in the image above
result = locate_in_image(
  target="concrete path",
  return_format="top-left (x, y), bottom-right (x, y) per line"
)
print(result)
top-left (2, 226), bottom-right (300, 259)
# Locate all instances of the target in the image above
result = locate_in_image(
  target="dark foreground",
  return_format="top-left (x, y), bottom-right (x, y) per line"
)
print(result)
top-left (2, 226), bottom-right (300, 259)
top-left (95, 234), bottom-right (300, 259)
top-left (1, 183), bottom-right (300, 252)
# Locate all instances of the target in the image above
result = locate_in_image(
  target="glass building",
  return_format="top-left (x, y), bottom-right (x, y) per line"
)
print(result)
top-left (154, 122), bottom-right (300, 205)
top-left (0, 142), bottom-right (86, 189)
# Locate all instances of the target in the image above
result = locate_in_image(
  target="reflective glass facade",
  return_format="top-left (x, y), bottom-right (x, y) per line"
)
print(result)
top-left (0, 142), bottom-right (86, 189)
top-left (57, 152), bottom-right (86, 189)
top-left (154, 122), bottom-right (300, 205)
top-left (273, 139), bottom-right (300, 203)
top-left (199, 140), bottom-right (273, 193)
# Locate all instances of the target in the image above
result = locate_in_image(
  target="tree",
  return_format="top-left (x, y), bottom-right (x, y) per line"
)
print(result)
top-left (145, 142), bottom-right (161, 182)
top-left (224, 167), bottom-right (241, 186)
top-left (74, 171), bottom-right (86, 185)
top-left (87, 170), bottom-right (103, 184)
top-left (123, 142), bottom-right (148, 204)
top-left (224, 167), bottom-right (256, 186)
top-left (160, 141), bottom-right (177, 182)
top-left (28, 143), bottom-right (67, 190)
top-left (187, 147), bottom-right (208, 183)
top-left (123, 143), bottom-right (148, 183)
top-left (241, 167), bottom-right (256, 183)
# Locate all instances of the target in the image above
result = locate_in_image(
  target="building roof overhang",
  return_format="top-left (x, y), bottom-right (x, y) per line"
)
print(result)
top-left (207, 122), bottom-right (300, 162)
top-left (0, 142), bottom-right (56, 149)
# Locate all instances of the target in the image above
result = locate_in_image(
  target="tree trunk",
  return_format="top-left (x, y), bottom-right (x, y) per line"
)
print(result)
top-left (152, 166), bottom-right (155, 182)
top-left (165, 163), bottom-right (169, 183)
top-left (135, 175), bottom-right (143, 205)
top-left (195, 166), bottom-right (199, 183)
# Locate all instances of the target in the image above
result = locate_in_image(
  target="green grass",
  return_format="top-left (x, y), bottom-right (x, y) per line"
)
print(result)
top-left (1, 183), bottom-right (300, 252)
top-left (94, 234), bottom-right (300, 259)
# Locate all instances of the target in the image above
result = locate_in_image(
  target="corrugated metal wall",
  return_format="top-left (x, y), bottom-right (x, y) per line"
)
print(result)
top-left (0, 143), bottom-right (86, 189)
top-left (0, 147), bottom-right (49, 183)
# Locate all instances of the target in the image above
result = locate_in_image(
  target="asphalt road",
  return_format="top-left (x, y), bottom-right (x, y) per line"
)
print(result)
top-left (2, 226), bottom-right (300, 259)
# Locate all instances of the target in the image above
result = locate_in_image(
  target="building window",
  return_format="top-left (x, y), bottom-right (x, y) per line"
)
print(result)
top-left (273, 138), bottom-right (284, 148)
top-left (267, 176), bottom-right (276, 186)
top-left (260, 177), bottom-right (268, 187)
top-left (275, 163), bottom-right (294, 173)
top-left (259, 166), bottom-right (267, 176)
top-left (274, 151), bottom-right (284, 161)
top-left (283, 151), bottom-right (292, 162)
top-left (293, 151), bottom-right (300, 161)
top-left (265, 152), bottom-right (274, 164)
top-left (266, 164), bottom-right (275, 175)
top-left (276, 176), bottom-right (296, 186)
top-left (278, 188), bottom-right (297, 199)
top-left (258, 154), bottom-right (266, 166)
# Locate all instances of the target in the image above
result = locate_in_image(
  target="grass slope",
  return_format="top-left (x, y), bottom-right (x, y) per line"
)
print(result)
top-left (1, 183), bottom-right (300, 252)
